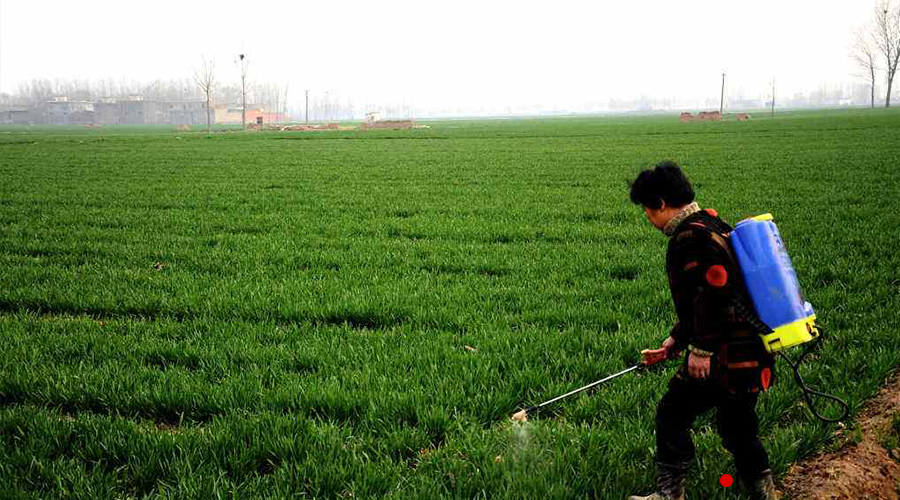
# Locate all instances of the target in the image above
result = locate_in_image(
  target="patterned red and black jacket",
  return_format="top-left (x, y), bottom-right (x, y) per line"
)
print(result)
top-left (666, 209), bottom-right (775, 393)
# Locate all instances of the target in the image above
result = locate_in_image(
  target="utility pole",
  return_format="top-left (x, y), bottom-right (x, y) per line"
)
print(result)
top-left (238, 53), bottom-right (248, 129)
top-left (771, 79), bottom-right (776, 118)
top-left (720, 73), bottom-right (726, 115)
top-left (305, 90), bottom-right (309, 125)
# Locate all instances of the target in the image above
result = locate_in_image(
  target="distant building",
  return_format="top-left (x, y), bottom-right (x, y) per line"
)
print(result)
top-left (94, 101), bottom-right (122, 124)
top-left (5, 96), bottom-right (271, 126)
top-left (0, 108), bottom-right (33, 125)
top-left (94, 99), bottom-right (208, 125)
top-left (120, 100), bottom-right (160, 124)
top-left (40, 97), bottom-right (95, 125)
top-left (92, 100), bottom-right (153, 125)
top-left (728, 98), bottom-right (766, 110)
top-left (163, 101), bottom-right (207, 125)
top-left (213, 104), bottom-right (284, 125)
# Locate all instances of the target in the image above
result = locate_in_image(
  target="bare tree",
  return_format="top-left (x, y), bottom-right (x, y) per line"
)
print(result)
top-left (218, 83), bottom-right (241, 106)
top-left (194, 56), bottom-right (216, 133)
top-left (143, 80), bottom-right (163, 101)
top-left (874, 0), bottom-right (900, 107)
top-left (271, 84), bottom-right (280, 123)
top-left (18, 79), bottom-right (54, 105)
top-left (236, 53), bottom-right (250, 128)
top-left (851, 26), bottom-right (879, 108)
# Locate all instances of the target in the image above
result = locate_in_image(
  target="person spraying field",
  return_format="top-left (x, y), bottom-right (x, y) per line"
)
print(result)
top-left (627, 161), bottom-right (777, 500)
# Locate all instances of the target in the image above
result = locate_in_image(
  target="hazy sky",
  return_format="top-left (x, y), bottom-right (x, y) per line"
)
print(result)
top-left (0, 1), bottom-right (876, 108)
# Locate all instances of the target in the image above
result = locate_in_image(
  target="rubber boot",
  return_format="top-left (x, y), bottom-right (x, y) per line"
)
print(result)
top-left (627, 462), bottom-right (687, 500)
top-left (747, 469), bottom-right (778, 500)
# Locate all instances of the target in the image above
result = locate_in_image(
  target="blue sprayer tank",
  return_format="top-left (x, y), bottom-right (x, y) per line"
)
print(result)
top-left (730, 214), bottom-right (819, 352)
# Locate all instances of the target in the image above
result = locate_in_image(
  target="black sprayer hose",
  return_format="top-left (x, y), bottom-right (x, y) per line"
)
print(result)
top-left (777, 328), bottom-right (849, 423)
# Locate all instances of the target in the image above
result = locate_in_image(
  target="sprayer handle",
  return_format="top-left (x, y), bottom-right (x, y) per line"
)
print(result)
top-left (641, 348), bottom-right (668, 366)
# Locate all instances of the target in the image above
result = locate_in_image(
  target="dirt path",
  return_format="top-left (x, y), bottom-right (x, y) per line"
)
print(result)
top-left (779, 370), bottom-right (900, 499)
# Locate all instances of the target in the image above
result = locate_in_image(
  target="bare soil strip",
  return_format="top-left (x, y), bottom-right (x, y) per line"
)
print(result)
top-left (779, 370), bottom-right (900, 499)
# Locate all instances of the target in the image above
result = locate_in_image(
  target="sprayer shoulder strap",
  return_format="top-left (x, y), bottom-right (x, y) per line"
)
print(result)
top-left (679, 213), bottom-right (734, 257)
top-left (685, 214), bottom-right (773, 335)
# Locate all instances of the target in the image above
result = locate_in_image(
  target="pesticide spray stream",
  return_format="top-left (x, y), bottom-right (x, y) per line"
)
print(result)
top-left (499, 418), bottom-right (540, 485)
top-left (511, 420), bottom-right (531, 451)
top-left (498, 355), bottom-right (667, 487)
top-left (502, 410), bottom-right (535, 466)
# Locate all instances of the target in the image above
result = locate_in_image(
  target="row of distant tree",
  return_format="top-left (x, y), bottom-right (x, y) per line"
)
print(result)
top-left (1, 76), bottom-right (290, 116)
top-left (1, 54), bottom-right (292, 132)
top-left (606, 82), bottom-right (885, 113)
top-left (0, 74), bottom-right (417, 132)
top-left (851, 0), bottom-right (900, 108)
top-left (4, 3), bottom-right (900, 126)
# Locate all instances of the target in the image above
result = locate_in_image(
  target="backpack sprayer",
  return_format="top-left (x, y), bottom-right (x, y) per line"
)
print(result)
top-left (730, 214), bottom-right (848, 422)
top-left (511, 213), bottom-right (848, 424)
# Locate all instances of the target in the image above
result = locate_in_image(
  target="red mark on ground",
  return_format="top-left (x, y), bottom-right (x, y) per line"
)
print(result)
top-left (720, 474), bottom-right (733, 488)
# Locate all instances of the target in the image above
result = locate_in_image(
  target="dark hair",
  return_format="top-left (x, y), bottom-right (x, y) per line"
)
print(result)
top-left (628, 160), bottom-right (695, 209)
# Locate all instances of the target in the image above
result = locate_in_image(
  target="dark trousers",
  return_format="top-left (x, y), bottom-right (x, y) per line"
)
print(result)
top-left (655, 372), bottom-right (770, 480)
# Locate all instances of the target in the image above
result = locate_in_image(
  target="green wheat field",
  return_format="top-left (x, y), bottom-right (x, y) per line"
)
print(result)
top-left (1, 109), bottom-right (899, 499)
